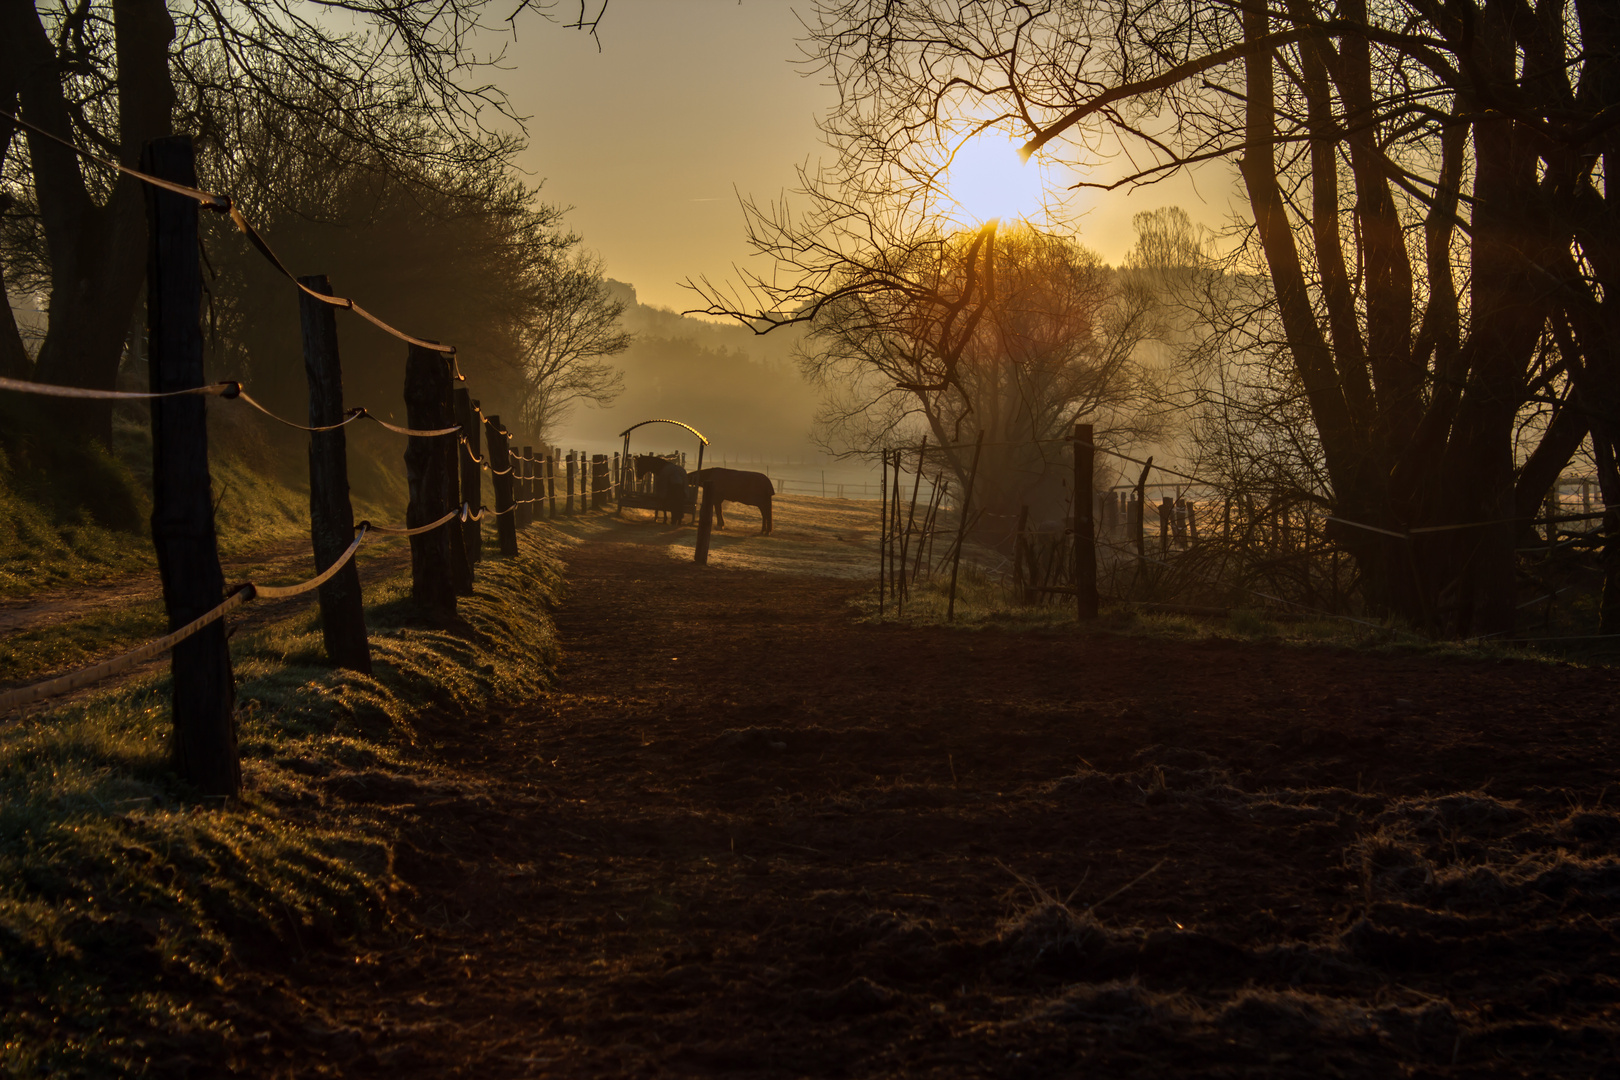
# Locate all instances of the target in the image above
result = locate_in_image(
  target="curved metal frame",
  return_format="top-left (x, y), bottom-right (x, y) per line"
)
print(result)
top-left (618, 418), bottom-right (708, 445)
top-left (618, 418), bottom-right (707, 514)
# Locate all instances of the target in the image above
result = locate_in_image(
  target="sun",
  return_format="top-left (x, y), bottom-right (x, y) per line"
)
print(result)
top-left (940, 132), bottom-right (1049, 226)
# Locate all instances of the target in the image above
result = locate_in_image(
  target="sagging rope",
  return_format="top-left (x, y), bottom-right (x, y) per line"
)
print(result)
top-left (2, 108), bottom-right (231, 213)
top-left (0, 498), bottom-right (509, 716)
top-left (2, 108), bottom-right (460, 364)
top-left (0, 376), bottom-right (238, 400)
top-left (0, 375), bottom-right (461, 438)
top-left (0, 522), bottom-right (367, 715)
top-left (359, 505), bottom-right (467, 536)
top-left (248, 526), bottom-right (368, 599)
top-left (0, 589), bottom-right (254, 716)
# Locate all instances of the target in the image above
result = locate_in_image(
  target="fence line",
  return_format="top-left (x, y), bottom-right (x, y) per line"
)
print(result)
top-left (0, 493), bottom-right (537, 718)
top-left (0, 373), bottom-right (463, 438)
top-left (0, 521), bottom-right (372, 716)
top-left (0, 122), bottom-right (615, 737)
top-left (0, 375), bottom-right (237, 400)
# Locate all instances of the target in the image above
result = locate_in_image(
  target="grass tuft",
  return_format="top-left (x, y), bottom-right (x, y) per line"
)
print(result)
top-left (0, 524), bottom-right (565, 1077)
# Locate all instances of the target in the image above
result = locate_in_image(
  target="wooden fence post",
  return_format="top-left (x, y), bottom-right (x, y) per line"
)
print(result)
top-left (510, 446), bottom-right (524, 529)
top-left (694, 481), bottom-right (716, 564)
top-left (593, 454), bottom-right (608, 509)
top-left (486, 417), bottom-right (519, 556)
top-left (437, 375), bottom-right (470, 597)
top-left (458, 392), bottom-right (483, 564)
top-left (566, 451), bottom-right (578, 514)
top-left (533, 450), bottom-right (543, 517)
top-left (541, 446), bottom-right (554, 514)
top-left (520, 445), bottom-right (532, 527)
top-left (145, 135), bottom-right (238, 798)
top-left (946, 431), bottom-right (985, 622)
top-left (517, 446), bottom-right (533, 528)
top-left (299, 273), bottom-right (371, 673)
top-left (1073, 422), bottom-right (1098, 619)
top-left (889, 450), bottom-right (902, 605)
top-left (546, 453), bottom-right (557, 518)
top-left (1160, 495), bottom-right (1173, 555)
top-left (1133, 457), bottom-right (1153, 562)
top-left (879, 449), bottom-right (888, 615)
top-left (404, 344), bottom-right (460, 614)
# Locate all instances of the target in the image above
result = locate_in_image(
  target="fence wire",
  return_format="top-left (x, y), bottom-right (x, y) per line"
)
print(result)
top-left (0, 499), bottom-right (501, 718)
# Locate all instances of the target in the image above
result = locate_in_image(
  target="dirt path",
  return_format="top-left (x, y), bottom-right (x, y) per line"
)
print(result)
top-left (230, 517), bottom-right (1620, 1078)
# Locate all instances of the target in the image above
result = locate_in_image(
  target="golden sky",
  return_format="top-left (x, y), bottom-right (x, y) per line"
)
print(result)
top-left (501, 1), bottom-right (1239, 313)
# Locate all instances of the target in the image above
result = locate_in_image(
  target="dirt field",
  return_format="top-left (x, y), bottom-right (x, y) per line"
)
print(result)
top-left (224, 499), bottom-right (1620, 1078)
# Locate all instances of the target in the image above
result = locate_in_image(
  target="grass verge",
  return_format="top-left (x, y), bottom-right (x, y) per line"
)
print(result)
top-left (0, 403), bottom-right (406, 601)
top-left (0, 527), bottom-right (564, 1077)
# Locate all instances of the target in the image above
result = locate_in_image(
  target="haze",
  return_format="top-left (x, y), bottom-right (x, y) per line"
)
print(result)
top-left (498, 1), bottom-right (1235, 314)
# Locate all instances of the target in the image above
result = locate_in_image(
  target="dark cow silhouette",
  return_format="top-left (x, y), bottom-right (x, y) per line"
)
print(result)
top-left (691, 468), bottom-right (774, 535)
top-left (634, 454), bottom-right (688, 526)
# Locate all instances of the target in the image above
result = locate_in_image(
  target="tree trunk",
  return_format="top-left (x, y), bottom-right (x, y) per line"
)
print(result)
top-left (145, 136), bottom-right (237, 798)
top-left (4, 0), bottom-right (176, 446)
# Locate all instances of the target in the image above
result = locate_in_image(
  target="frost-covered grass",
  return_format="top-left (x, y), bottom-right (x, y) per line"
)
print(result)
top-left (0, 401), bottom-right (405, 599)
top-left (0, 526), bottom-right (565, 1077)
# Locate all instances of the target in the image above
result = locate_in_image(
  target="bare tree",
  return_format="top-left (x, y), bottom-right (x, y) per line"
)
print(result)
top-left (516, 248), bottom-right (630, 438)
top-left (792, 0), bottom-right (1618, 636)
top-left (191, 108), bottom-right (628, 437)
top-left (0, 0), bottom-right (609, 446)
top-left (800, 223), bottom-right (1162, 527)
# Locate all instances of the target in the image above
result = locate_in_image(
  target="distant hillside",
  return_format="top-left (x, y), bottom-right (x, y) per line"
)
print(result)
top-left (603, 280), bottom-right (807, 369)
top-left (561, 281), bottom-right (818, 459)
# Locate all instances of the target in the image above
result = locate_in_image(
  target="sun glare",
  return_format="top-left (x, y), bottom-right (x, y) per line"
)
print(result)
top-left (941, 133), bottom-right (1049, 226)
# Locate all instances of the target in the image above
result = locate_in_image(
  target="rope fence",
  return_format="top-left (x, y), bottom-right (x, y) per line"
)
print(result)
top-left (0, 491), bottom-right (546, 717)
top-left (0, 520), bottom-right (378, 716)
top-left (0, 116), bottom-right (630, 746)
top-left (0, 374), bottom-right (464, 438)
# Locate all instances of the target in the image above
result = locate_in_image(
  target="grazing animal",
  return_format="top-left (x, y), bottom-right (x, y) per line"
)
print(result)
top-left (634, 454), bottom-right (689, 527)
top-left (691, 467), bottom-right (775, 535)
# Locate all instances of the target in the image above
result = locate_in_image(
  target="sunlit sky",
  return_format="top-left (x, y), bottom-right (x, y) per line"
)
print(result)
top-left (499, 1), bottom-right (1237, 314)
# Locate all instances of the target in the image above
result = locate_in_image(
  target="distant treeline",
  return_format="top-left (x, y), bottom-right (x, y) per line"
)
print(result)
top-left (582, 281), bottom-right (817, 458)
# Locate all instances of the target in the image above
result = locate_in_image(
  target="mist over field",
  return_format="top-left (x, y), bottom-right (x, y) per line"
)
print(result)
top-left (552, 280), bottom-right (820, 461)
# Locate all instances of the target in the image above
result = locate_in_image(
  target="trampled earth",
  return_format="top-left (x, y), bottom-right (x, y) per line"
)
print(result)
top-left (228, 503), bottom-right (1620, 1078)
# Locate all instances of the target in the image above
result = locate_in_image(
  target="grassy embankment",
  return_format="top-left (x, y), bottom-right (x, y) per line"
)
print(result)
top-left (0, 400), bottom-right (572, 1076)
top-left (0, 404), bottom-right (414, 686)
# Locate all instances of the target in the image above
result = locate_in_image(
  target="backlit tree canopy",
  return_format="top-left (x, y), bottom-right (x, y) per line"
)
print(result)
top-left (0, 0), bottom-right (609, 445)
top-left (803, 224), bottom-right (1162, 526)
top-left (783, 0), bottom-right (1618, 635)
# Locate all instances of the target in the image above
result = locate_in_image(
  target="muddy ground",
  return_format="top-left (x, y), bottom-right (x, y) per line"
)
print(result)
top-left (219, 510), bottom-right (1617, 1078)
